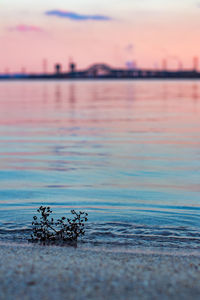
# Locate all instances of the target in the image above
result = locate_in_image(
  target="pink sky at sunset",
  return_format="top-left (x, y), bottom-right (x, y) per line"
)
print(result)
top-left (0, 0), bottom-right (200, 73)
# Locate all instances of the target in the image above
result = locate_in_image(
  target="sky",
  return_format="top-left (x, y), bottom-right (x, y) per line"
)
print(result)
top-left (0, 0), bottom-right (200, 73)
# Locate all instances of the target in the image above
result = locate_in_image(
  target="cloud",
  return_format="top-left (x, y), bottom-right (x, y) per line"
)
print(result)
top-left (45, 10), bottom-right (112, 21)
top-left (8, 25), bottom-right (43, 32)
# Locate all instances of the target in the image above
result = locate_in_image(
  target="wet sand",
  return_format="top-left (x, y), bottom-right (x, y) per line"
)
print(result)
top-left (0, 243), bottom-right (200, 300)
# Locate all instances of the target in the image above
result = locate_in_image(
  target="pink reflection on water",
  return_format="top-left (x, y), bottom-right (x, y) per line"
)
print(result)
top-left (0, 80), bottom-right (200, 174)
top-left (0, 81), bottom-right (200, 127)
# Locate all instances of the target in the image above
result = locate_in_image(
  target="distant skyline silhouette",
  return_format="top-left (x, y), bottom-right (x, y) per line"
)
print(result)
top-left (1, 60), bottom-right (200, 80)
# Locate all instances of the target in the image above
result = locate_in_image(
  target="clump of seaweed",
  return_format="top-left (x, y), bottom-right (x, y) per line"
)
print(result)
top-left (30, 206), bottom-right (88, 243)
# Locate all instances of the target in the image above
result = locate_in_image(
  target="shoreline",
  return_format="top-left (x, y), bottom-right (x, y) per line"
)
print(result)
top-left (1, 239), bottom-right (200, 257)
top-left (0, 242), bottom-right (200, 299)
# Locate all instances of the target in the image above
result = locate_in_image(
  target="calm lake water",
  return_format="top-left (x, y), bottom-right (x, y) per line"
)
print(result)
top-left (0, 80), bottom-right (200, 249)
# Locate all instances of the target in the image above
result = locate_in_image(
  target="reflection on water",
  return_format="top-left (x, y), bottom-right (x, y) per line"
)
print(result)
top-left (0, 80), bottom-right (200, 248)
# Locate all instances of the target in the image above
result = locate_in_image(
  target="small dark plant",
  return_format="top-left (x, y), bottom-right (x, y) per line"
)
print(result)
top-left (30, 206), bottom-right (88, 243)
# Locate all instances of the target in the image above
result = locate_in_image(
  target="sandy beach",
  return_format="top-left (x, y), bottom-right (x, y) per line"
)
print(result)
top-left (0, 242), bottom-right (199, 300)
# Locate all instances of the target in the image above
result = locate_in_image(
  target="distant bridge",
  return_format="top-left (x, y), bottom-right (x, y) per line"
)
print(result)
top-left (85, 64), bottom-right (113, 76)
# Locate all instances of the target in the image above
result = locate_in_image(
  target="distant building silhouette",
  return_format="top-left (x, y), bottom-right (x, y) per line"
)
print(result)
top-left (69, 62), bottom-right (76, 73)
top-left (55, 64), bottom-right (61, 74)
